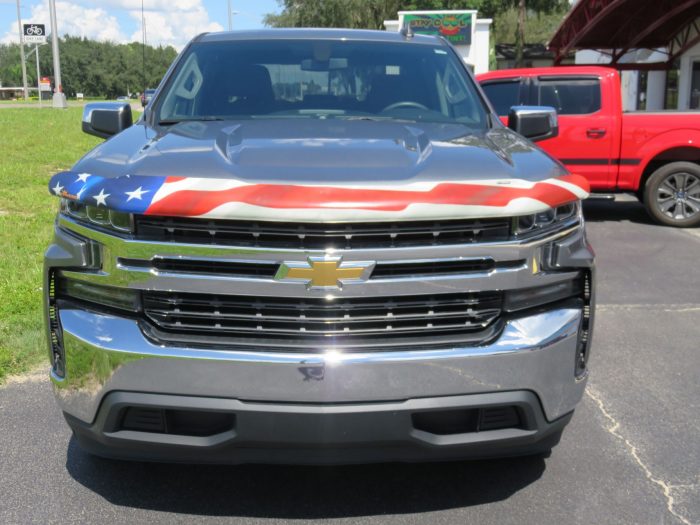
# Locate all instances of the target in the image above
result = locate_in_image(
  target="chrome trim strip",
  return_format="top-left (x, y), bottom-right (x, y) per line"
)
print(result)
top-left (55, 307), bottom-right (580, 364)
top-left (59, 214), bottom-right (580, 259)
top-left (56, 215), bottom-right (582, 297)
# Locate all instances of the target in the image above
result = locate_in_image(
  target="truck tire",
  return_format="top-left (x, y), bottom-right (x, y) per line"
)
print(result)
top-left (643, 162), bottom-right (700, 227)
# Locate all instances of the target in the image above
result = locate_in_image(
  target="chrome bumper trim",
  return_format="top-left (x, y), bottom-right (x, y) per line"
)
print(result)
top-left (52, 306), bottom-right (586, 424)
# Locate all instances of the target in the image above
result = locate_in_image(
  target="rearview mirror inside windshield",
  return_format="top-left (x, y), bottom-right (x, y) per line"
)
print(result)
top-left (301, 57), bottom-right (348, 71)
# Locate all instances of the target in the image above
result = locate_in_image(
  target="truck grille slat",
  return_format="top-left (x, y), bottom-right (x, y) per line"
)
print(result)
top-left (119, 257), bottom-right (514, 279)
top-left (135, 216), bottom-right (512, 249)
top-left (145, 307), bottom-right (500, 324)
top-left (143, 291), bottom-right (503, 346)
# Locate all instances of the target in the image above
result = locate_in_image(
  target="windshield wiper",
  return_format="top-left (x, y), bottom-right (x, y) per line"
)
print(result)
top-left (335, 115), bottom-right (419, 123)
top-left (158, 116), bottom-right (225, 125)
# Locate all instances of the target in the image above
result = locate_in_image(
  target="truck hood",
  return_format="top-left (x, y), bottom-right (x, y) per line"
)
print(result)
top-left (50, 119), bottom-right (589, 222)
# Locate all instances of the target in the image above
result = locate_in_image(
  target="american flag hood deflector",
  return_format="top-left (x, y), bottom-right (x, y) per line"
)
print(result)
top-left (48, 171), bottom-right (590, 222)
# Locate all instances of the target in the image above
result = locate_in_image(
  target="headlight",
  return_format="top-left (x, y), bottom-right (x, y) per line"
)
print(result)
top-left (513, 201), bottom-right (580, 237)
top-left (60, 198), bottom-right (133, 233)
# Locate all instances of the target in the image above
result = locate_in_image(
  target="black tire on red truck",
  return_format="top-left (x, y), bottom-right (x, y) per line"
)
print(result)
top-left (643, 162), bottom-right (700, 228)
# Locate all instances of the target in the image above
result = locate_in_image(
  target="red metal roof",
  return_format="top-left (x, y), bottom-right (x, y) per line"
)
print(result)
top-left (548, 0), bottom-right (700, 68)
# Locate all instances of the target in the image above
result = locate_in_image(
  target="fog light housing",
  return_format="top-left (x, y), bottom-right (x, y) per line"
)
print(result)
top-left (57, 275), bottom-right (141, 312)
top-left (504, 278), bottom-right (582, 312)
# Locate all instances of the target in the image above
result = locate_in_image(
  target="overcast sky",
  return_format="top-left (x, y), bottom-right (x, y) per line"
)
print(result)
top-left (0, 0), bottom-right (279, 49)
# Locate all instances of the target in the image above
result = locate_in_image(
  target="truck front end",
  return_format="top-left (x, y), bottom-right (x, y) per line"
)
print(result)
top-left (44, 30), bottom-right (594, 464)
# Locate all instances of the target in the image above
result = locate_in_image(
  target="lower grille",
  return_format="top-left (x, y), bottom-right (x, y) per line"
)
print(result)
top-left (412, 406), bottom-right (522, 435)
top-left (143, 291), bottom-right (503, 350)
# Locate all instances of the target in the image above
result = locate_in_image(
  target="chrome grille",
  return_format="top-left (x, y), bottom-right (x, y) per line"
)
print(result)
top-left (134, 216), bottom-right (512, 249)
top-left (143, 291), bottom-right (503, 350)
top-left (120, 256), bottom-right (524, 279)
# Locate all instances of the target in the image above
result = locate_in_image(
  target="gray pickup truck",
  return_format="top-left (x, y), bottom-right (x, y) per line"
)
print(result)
top-left (45, 29), bottom-right (594, 464)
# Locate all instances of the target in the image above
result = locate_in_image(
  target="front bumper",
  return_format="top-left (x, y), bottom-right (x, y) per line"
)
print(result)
top-left (46, 213), bottom-right (594, 463)
top-left (66, 390), bottom-right (572, 465)
top-left (53, 303), bottom-right (585, 463)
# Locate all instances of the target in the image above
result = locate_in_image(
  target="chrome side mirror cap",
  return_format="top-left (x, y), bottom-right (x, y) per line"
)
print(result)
top-left (507, 106), bottom-right (558, 142)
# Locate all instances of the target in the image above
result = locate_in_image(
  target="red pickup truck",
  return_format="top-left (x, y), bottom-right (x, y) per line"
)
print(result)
top-left (477, 66), bottom-right (700, 227)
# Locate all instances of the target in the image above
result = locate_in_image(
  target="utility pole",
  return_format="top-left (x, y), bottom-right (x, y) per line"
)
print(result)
top-left (227, 1), bottom-right (238, 30)
top-left (515, 0), bottom-right (526, 68)
top-left (15, 0), bottom-right (28, 100)
top-left (49, 0), bottom-right (67, 108)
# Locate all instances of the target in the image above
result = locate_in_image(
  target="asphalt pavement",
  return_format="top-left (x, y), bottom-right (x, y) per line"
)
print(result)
top-left (1, 196), bottom-right (698, 525)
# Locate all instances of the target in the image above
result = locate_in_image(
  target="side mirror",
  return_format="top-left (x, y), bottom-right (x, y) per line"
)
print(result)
top-left (82, 102), bottom-right (133, 139)
top-left (507, 106), bottom-right (558, 142)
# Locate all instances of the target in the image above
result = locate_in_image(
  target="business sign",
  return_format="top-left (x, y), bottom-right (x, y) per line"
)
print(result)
top-left (40, 77), bottom-right (52, 92)
top-left (23, 23), bottom-right (47, 44)
top-left (403, 13), bottom-right (473, 45)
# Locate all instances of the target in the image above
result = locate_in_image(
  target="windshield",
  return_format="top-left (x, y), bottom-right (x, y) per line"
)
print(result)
top-left (157, 39), bottom-right (488, 128)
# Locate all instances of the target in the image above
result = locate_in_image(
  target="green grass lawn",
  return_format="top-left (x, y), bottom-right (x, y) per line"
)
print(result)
top-left (0, 108), bottom-right (100, 383)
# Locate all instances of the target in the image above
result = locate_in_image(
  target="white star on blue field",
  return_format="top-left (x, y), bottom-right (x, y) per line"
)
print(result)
top-left (48, 171), bottom-right (167, 214)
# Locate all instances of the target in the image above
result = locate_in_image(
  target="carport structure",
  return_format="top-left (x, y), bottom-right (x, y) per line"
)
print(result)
top-left (547, 0), bottom-right (700, 110)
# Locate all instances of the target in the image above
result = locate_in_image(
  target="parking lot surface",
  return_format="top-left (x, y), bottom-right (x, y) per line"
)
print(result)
top-left (1, 197), bottom-right (698, 525)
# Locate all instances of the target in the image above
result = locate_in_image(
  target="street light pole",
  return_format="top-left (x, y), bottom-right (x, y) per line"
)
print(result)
top-left (15, 0), bottom-right (28, 100)
top-left (227, 0), bottom-right (232, 30)
top-left (48, 0), bottom-right (66, 108)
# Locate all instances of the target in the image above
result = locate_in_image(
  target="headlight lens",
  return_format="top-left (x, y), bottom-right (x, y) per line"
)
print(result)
top-left (514, 201), bottom-right (580, 237)
top-left (60, 198), bottom-right (133, 233)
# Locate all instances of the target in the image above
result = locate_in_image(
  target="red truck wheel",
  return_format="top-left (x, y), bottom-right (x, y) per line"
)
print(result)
top-left (643, 162), bottom-right (700, 227)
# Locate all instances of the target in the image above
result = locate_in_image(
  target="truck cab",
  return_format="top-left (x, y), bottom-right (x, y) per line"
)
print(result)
top-left (478, 66), bottom-right (700, 227)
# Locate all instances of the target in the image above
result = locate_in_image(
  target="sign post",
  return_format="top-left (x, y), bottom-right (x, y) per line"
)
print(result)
top-left (35, 45), bottom-right (41, 107)
top-left (22, 23), bottom-right (47, 107)
top-left (23, 23), bottom-right (46, 44)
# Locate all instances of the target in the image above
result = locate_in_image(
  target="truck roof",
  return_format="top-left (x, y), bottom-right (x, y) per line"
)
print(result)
top-left (477, 65), bottom-right (619, 81)
top-left (197, 28), bottom-right (445, 46)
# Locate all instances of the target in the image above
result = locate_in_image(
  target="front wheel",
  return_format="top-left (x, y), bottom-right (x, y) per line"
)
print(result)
top-left (643, 162), bottom-right (700, 227)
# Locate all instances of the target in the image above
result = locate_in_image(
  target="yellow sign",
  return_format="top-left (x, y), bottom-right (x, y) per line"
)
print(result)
top-left (276, 257), bottom-right (374, 289)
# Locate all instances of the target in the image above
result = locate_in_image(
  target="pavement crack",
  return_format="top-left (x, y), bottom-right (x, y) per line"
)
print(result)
top-left (680, 229), bottom-right (700, 241)
top-left (585, 386), bottom-right (694, 525)
top-left (597, 304), bottom-right (700, 313)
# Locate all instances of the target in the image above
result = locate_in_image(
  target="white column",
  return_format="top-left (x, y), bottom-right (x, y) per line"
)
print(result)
top-left (619, 71), bottom-right (638, 111)
top-left (645, 70), bottom-right (666, 110)
top-left (473, 19), bottom-right (492, 74)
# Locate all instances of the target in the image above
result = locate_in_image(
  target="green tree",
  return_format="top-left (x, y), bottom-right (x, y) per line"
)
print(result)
top-left (264, 0), bottom-right (569, 67)
top-left (0, 37), bottom-right (177, 99)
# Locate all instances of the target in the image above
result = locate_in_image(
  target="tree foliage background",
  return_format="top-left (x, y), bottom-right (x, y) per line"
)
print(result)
top-left (264, 0), bottom-right (570, 66)
top-left (0, 37), bottom-right (177, 98)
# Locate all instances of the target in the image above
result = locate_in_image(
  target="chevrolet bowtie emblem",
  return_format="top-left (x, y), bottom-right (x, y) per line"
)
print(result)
top-left (275, 257), bottom-right (375, 289)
